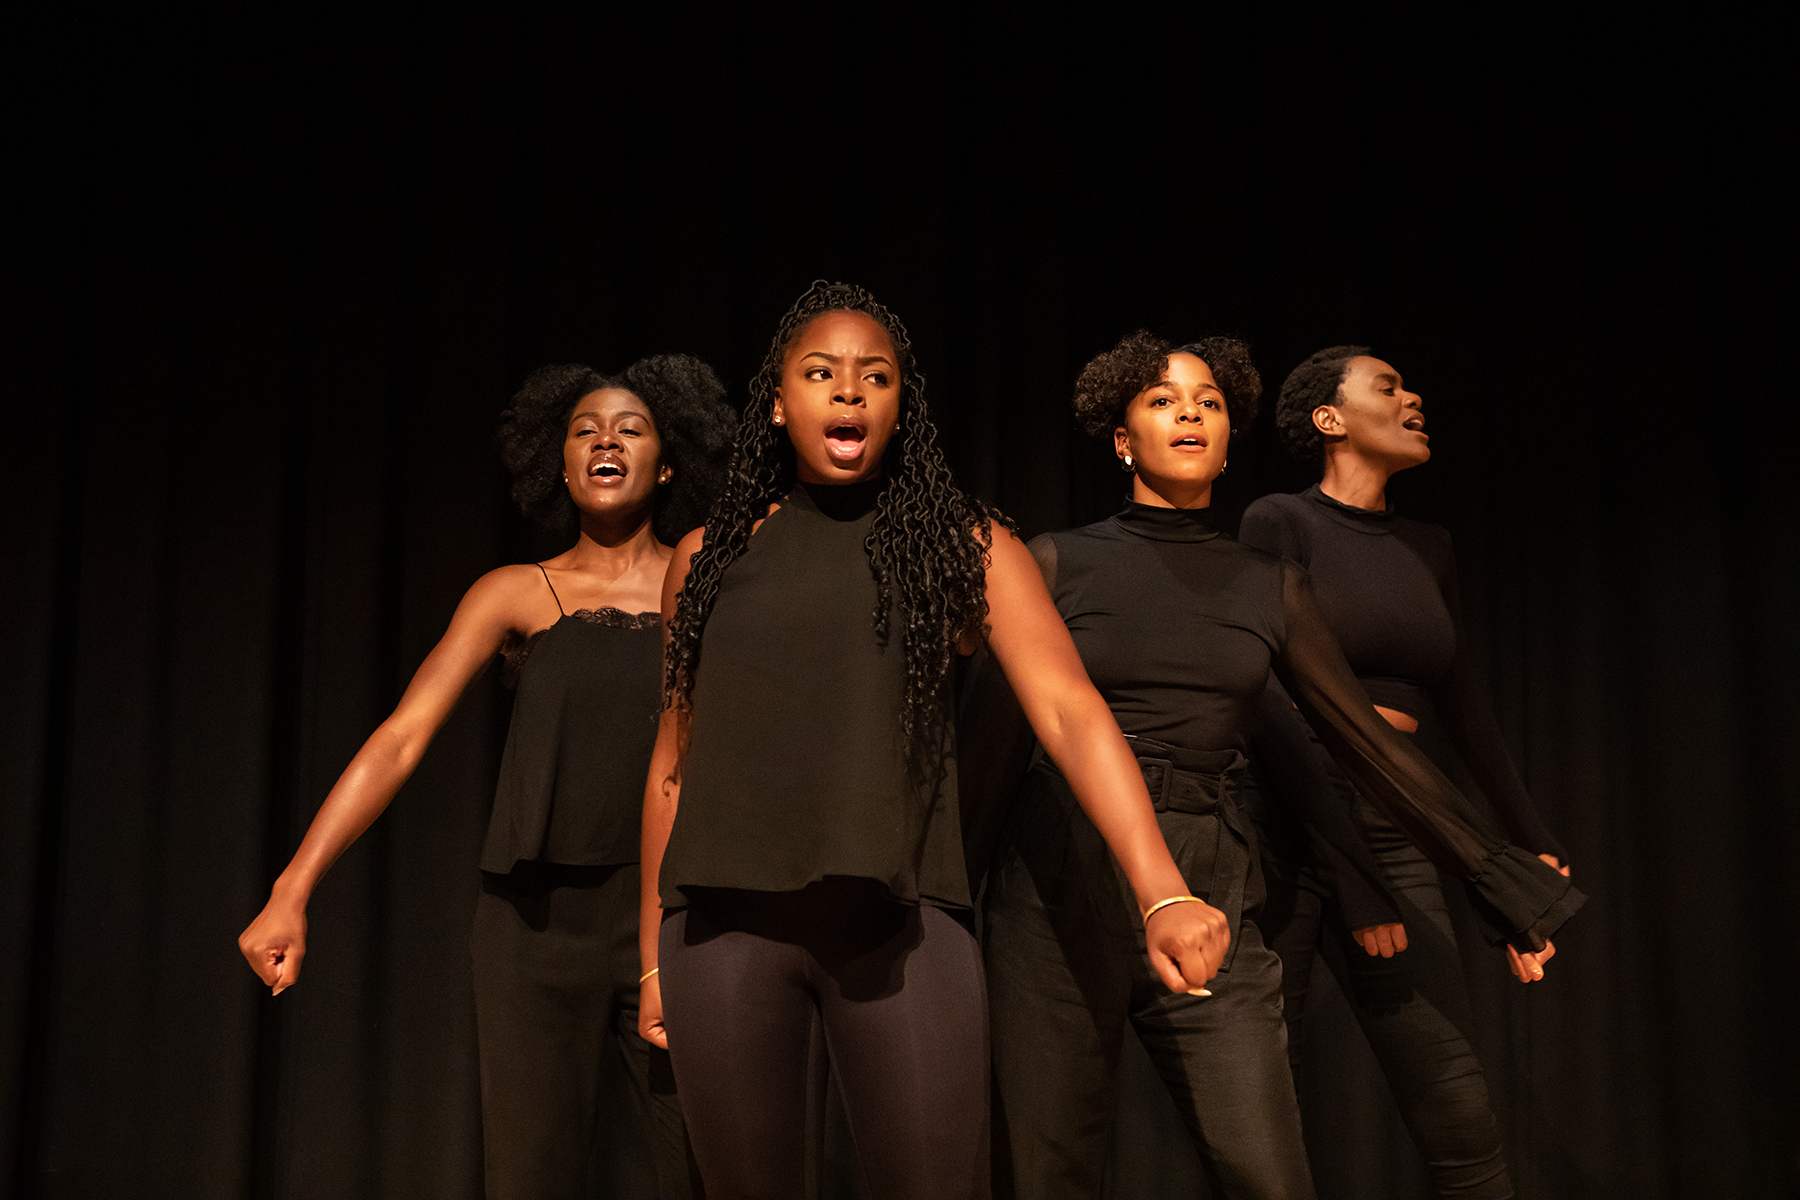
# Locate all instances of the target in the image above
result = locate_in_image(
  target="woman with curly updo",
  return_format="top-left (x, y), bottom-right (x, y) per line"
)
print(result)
top-left (1237, 347), bottom-right (1581, 1197)
top-left (239, 356), bottom-right (734, 1199)
top-left (636, 283), bottom-right (1229, 1200)
top-left (981, 331), bottom-right (1582, 1200)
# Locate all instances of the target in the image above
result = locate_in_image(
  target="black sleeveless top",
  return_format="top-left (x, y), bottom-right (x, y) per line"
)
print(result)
top-left (479, 598), bottom-right (663, 874)
top-left (658, 480), bottom-right (969, 910)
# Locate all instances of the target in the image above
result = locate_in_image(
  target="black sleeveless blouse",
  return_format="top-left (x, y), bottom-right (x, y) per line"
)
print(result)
top-left (479, 607), bottom-right (662, 873)
top-left (658, 480), bottom-right (968, 911)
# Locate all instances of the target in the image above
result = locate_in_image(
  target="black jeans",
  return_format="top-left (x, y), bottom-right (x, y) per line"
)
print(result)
top-left (471, 862), bottom-right (701, 1200)
top-left (660, 879), bottom-right (990, 1200)
top-left (1249, 753), bottom-right (1514, 1200)
top-left (984, 749), bottom-right (1315, 1200)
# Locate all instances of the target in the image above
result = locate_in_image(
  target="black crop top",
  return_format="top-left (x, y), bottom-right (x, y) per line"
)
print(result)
top-left (480, 607), bottom-right (663, 873)
top-left (1039, 502), bottom-right (1581, 951)
top-left (658, 480), bottom-right (969, 911)
top-left (1239, 485), bottom-right (1567, 861)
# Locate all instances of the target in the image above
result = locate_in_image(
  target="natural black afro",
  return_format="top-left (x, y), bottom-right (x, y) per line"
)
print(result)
top-left (1275, 345), bottom-right (1370, 465)
top-left (1072, 330), bottom-right (1262, 438)
top-left (496, 356), bottom-right (737, 545)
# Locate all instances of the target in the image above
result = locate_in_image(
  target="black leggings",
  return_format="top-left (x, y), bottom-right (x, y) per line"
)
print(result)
top-left (1252, 761), bottom-right (1513, 1200)
top-left (659, 879), bottom-right (990, 1200)
top-left (471, 862), bottom-right (700, 1200)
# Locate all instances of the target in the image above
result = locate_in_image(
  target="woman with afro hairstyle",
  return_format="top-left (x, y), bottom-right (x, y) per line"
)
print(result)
top-left (634, 283), bottom-right (1229, 1200)
top-left (1236, 347), bottom-right (1582, 1197)
top-left (981, 331), bottom-right (1581, 1200)
top-left (239, 356), bottom-right (735, 1200)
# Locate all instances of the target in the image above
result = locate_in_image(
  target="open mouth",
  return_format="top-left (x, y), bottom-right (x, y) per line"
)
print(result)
top-left (1402, 415), bottom-right (1426, 434)
top-left (589, 453), bottom-right (627, 481)
top-left (825, 420), bottom-right (868, 462)
top-left (1171, 435), bottom-right (1208, 449)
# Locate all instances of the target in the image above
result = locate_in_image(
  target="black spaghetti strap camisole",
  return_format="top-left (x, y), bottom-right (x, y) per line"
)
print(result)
top-left (479, 570), bottom-right (662, 873)
top-left (658, 479), bottom-right (969, 911)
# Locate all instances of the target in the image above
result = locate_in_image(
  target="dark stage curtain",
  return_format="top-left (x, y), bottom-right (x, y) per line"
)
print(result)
top-left (4, 14), bottom-right (1792, 1199)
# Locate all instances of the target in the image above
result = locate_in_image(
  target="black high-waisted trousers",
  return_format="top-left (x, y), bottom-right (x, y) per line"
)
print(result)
top-left (983, 745), bottom-right (1315, 1200)
top-left (1248, 746), bottom-right (1514, 1200)
top-left (660, 878), bottom-right (990, 1200)
top-left (471, 861), bottom-right (700, 1200)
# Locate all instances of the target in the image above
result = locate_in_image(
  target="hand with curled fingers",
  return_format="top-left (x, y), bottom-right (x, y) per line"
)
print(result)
top-left (1351, 921), bottom-right (1409, 958)
top-left (1507, 937), bottom-right (1556, 983)
top-left (1143, 895), bottom-right (1231, 996)
top-left (238, 895), bottom-right (307, 997)
top-left (638, 969), bottom-right (670, 1050)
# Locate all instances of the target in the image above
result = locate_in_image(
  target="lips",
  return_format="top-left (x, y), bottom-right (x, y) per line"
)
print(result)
top-left (824, 417), bottom-right (868, 462)
top-left (1403, 414), bottom-right (1426, 433)
top-left (588, 451), bottom-right (627, 482)
top-left (1170, 434), bottom-right (1209, 448)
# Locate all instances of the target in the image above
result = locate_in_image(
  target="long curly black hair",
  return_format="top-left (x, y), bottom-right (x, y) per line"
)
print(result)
top-left (496, 355), bottom-right (737, 545)
top-left (1274, 345), bottom-right (1370, 466)
top-left (1072, 330), bottom-right (1263, 438)
top-left (665, 281), bottom-right (1009, 771)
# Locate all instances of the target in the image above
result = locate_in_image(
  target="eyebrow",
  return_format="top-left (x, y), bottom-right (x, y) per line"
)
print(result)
top-left (1372, 373), bottom-right (1400, 386)
top-left (800, 351), bottom-right (895, 368)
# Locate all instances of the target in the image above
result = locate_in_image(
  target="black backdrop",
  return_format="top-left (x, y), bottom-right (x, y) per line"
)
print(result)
top-left (4, 11), bottom-right (1794, 1199)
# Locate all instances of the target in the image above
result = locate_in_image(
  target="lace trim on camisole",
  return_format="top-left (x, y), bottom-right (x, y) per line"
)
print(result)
top-left (501, 607), bottom-right (662, 686)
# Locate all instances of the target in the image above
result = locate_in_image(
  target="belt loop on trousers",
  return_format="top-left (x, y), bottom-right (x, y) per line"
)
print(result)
top-left (1138, 757), bottom-right (1175, 813)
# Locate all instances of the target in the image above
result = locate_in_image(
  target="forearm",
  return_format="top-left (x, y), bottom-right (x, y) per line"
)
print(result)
top-left (1036, 700), bottom-right (1188, 911)
top-left (639, 720), bottom-right (683, 973)
top-left (271, 723), bottom-right (425, 904)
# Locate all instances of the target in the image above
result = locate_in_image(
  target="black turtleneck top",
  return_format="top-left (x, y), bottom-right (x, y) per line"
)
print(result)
top-left (658, 480), bottom-right (969, 911)
top-left (1239, 485), bottom-right (1567, 861)
top-left (1035, 502), bottom-right (1582, 950)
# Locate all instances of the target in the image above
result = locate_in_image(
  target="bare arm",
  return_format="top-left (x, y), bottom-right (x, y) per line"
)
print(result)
top-left (237, 567), bottom-right (528, 994)
top-left (638, 527), bottom-right (705, 1049)
top-left (981, 524), bottom-right (1228, 994)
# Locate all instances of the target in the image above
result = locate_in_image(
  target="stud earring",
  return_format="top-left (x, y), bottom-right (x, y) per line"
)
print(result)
top-left (773, 415), bottom-right (784, 426)
top-left (1121, 453), bottom-right (1135, 473)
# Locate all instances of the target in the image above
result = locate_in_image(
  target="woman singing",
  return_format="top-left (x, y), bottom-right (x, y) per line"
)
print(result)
top-left (239, 357), bottom-right (733, 1199)
top-left (982, 331), bottom-right (1582, 1199)
top-left (1238, 346), bottom-right (1580, 1197)
top-left (636, 282), bottom-right (1228, 1200)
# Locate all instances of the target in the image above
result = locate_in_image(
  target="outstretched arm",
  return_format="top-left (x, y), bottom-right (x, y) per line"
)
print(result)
top-left (981, 524), bottom-right (1229, 995)
top-left (1272, 562), bottom-right (1582, 975)
top-left (638, 526), bottom-right (705, 1050)
top-left (237, 567), bottom-right (528, 994)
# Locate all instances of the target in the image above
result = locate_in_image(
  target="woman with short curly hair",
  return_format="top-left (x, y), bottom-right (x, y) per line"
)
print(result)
top-left (981, 330), bottom-right (1580, 1199)
top-left (239, 356), bottom-right (734, 1199)
top-left (636, 283), bottom-right (1230, 1199)
top-left (1238, 347), bottom-right (1581, 1197)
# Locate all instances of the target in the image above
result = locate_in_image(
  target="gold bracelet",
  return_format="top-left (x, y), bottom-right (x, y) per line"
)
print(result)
top-left (1142, 894), bottom-right (1205, 924)
top-left (638, 967), bottom-right (660, 983)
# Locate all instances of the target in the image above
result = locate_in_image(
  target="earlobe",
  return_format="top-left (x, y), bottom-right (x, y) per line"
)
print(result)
top-left (1113, 425), bottom-right (1132, 467)
top-left (1312, 405), bottom-right (1342, 436)
top-left (772, 389), bottom-right (785, 427)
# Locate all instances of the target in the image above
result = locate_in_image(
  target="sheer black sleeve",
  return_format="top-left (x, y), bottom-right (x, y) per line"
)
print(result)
top-left (1250, 681), bottom-right (1402, 931)
top-left (1272, 562), bottom-right (1585, 950)
top-left (1431, 551), bottom-right (1571, 863)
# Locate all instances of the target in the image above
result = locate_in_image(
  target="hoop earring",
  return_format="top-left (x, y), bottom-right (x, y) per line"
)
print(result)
top-left (1121, 453), bottom-right (1135, 473)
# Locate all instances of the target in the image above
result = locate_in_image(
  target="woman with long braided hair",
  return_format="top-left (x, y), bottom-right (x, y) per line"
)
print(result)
top-left (635, 282), bottom-right (1229, 1199)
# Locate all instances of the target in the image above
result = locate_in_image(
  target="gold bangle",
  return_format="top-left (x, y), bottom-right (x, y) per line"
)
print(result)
top-left (1142, 894), bottom-right (1205, 924)
top-left (638, 967), bottom-right (660, 983)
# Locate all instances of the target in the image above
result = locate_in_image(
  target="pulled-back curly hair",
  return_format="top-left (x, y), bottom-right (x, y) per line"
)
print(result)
top-left (1072, 330), bottom-right (1262, 439)
top-left (496, 355), bottom-right (737, 545)
top-left (665, 280), bottom-right (1010, 771)
top-left (1274, 345), bottom-right (1370, 466)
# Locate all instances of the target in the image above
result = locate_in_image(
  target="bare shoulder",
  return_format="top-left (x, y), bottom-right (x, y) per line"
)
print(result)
top-left (464, 562), bottom-right (548, 613)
